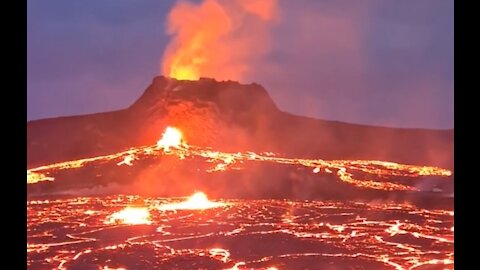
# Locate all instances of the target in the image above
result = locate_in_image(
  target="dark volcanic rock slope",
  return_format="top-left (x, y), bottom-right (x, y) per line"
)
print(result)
top-left (27, 76), bottom-right (453, 169)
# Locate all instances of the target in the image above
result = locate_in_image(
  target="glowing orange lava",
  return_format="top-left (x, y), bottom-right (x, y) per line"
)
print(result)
top-left (116, 153), bottom-right (136, 166)
top-left (27, 126), bottom-right (453, 192)
top-left (27, 196), bottom-right (454, 269)
top-left (170, 66), bottom-right (199, 81)
top-left (157, 126), bottom-right (185, 151)
top-left (158, 191), bottom-right (226, 211)
top-left (101, 266), bottom-right (126, 270)
top-left (105, 207), bottom-right (151, 225)
top-left (27, 171), bottom-right (54, 184)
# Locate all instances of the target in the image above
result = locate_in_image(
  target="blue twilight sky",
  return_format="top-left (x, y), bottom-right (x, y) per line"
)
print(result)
top-left (27, 0), bottom-right (454, 129)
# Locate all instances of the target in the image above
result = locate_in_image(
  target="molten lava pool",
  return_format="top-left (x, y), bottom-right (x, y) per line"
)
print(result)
top-left (27, 195), bottom-right (453, 270)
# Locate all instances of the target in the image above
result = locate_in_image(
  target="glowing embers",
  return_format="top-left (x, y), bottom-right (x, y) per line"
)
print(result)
top-left (157, 126), bottom-right (187, 152)
top-left (158, 191), bottom-right (226, 211)
top-left (105, 207), bottom-right (151, 225)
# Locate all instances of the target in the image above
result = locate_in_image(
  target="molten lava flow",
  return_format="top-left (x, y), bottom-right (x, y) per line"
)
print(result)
top-left (116, 153), bottom-right (136, 166)
top-left (162, 0), bottom-right (278, 81)
top-left (27, 126), bottom-right (453, 192)
top-left (209, 248), bottom-right (231, 263)
top-left (158, 191), bottom-right (226, 211)
top-left (27, 171), bottom-right (54, 184)
top-left (105, 207), bottom-right (151, 225)
top-left (28, 196), bottom-right (453, 269)
top-left (27, 145), bottom-right (153, 183)
top-left (101, 267), bottom-right (126, 270)
top-left (157, 126), bottom-right (185, 152)
top-left (27, 127), bottom-right (454, 268)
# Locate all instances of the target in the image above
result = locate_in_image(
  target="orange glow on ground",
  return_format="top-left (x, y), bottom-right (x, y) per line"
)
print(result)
top-left (158, 191), bottom-right (226, 211)
top-left (105, 207), bottom-right (151, 225)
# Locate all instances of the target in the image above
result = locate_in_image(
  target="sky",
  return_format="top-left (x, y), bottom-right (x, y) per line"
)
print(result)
top-left (27, 0), bottom-right (454, 129)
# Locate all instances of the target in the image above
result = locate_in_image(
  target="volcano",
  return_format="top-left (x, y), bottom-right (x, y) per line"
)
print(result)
top-left (27, 77), bottom-right (454, 270)
top-left (27, 76), bottom-right (453, 203)
top-left (27, 76), bottom-right (453, 169)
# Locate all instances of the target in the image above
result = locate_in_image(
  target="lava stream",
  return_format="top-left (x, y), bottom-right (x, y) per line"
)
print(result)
top-left (27, 126), bottom-right (452, 191)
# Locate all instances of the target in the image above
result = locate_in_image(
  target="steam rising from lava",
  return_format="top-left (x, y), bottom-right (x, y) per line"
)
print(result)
top-left (162, 0), bottom-right (279, 80)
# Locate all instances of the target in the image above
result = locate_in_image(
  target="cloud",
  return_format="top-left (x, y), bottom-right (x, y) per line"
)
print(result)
top-left (248, 0), bottom-right (453, 129)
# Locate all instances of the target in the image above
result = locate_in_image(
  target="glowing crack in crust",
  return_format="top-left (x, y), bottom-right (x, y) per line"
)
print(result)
top-left (27, 196), bottom-right (454, 269)
top-left (27, 126), bottom-right (452, 191)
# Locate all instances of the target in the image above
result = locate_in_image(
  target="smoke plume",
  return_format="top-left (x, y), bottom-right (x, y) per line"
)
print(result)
top-left (161, 0), bottom-right (279, 81)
